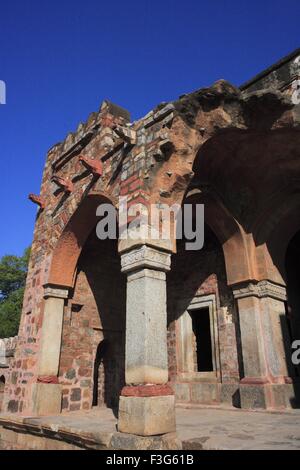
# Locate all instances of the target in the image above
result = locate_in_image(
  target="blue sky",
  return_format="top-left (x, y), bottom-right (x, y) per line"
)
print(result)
top-left (0, 0), bottom-right (299, 258)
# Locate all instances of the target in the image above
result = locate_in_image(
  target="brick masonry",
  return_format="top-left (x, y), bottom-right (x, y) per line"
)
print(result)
top-left (3, 49), bottom-right (300, 415)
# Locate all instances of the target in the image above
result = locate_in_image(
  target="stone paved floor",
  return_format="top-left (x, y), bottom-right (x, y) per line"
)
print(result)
top-left (176, 406), bottom-right (300, 449)
top-left (2, 406), bottom-right (300, 450)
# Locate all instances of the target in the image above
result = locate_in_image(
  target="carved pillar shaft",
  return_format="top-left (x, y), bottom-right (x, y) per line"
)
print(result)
top-left (121, 245), bottom-right (171, 385)
top-left (32, 285), bottom-right (68, 415)
top-left (118, 244), bottom-right (176, 436)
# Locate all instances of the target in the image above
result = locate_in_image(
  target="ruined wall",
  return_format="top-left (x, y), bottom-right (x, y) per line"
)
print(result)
top-left (240, 48), bottom-right (300, 94)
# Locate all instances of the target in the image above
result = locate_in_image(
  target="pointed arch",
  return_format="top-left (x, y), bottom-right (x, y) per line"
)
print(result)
top-left (183, 190), bottom-right (254, 285)
top-left (48, 193), bottom-right (117, 288)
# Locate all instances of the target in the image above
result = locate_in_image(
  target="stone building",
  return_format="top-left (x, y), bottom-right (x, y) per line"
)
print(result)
top-left (1, 49), bottom-right (300, 442)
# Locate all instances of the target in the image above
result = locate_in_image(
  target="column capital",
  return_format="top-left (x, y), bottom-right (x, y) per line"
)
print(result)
top-left (232, 280), bottom-right (286, 302)
top-left (118, 237), bottom-right (174, 256)
top-left (120, 245), bottom-right (171, 274)
top-left (43, 284), bottom-right (69, 299)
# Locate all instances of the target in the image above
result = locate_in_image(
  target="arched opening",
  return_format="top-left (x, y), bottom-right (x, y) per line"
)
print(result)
top-left (167, 216), bottom-right (241, 406)
top-left (93, 339), bottom-right (108, 407)
top-left (49, 193), bottom-right (116, 288)
top-left (58, 229), bottom-right (126, 414)
top-left (51, 194), bottom-right (126, 414)
top-left (0, 376), bottom-right (5, 412)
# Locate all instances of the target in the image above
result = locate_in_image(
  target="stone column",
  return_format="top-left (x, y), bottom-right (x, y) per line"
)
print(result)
top-left (32, 285), bottom-right (68, 415)
top-left (118, 244), bottom-right (176, 436)
top-left (233, 280), bottom-right (293, 409)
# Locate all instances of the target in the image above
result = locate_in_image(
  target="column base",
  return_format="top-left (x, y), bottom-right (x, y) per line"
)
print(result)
top-left (118, 395), bottom-right (176, 436)
top-left (240, 382), bottom-right (300, 409)
top-left (239, 383), bottom-right (270, 409)
top-left (110, 431), bottom-right (181, 450)
top-left (269, 383), bottom-right (300, 409)
top-left (32, 383), bottom-right (62, 415)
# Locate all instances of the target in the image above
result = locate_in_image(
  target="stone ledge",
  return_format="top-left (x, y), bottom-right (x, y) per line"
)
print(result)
top-left (0, 414), bottom-right (181, 450)
top-left (0, 415), bottom-right (113, 450)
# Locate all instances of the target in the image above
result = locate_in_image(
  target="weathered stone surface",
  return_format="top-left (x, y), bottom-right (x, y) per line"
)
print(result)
top-left (121, 384), bottom-right (174, 397)
top-left (118, 395), bottom-right (176, 436)
top-left (31, 383), bottom-right (62, 415)
top-left (173, 383), bottom-right (190, 402)
top-left (239, 384), bottom-right (268, 410)
top-left (122, 246), bottom-right (171, 385)
top-left (220, 384), bottom-right (240, 407)
top-left (38, 295), bottom-right (65, 377)
top-left (110, 432), bottom-right (181, 450)
top-left (190, 383), bottom-right (221, 405)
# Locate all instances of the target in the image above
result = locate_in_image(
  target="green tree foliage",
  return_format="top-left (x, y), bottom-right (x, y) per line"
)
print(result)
top-left (0, 247), bottom-right (30, 338)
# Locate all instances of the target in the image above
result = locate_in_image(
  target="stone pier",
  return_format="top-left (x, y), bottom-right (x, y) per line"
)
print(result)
top-left (118, 243), bottom-right (176, 437)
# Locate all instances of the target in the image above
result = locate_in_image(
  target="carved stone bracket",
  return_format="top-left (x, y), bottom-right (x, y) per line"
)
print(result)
top-left (44, 285), bottom-right (69, 300)
top-left (79, 155), bottom-right (103, 176)
top-left (232, 280), bottom-right (287, 302)
top-left (121, 245), bottom-right (171, 274)
top-left (51, 175), bottom-right (74, 193)
top-left (28, 193), bottom-right (46, 210)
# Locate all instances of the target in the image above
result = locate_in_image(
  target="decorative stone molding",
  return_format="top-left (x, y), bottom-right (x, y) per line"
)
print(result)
top-left (121, 384), bottom-right (174, 397)
top-left (232, 280), bottom-right (287, 301)
top-left (118, 236), bottom-right (174, 255)
top-left (121, 245), bottom-right (171, 274)
top-left (37, 375), bottom-right (59, 384)
top-left (127, 268), bottom-right (166, 283)
top-left (44, 285), bottom-right (69, 300)
top-left (51, 175), bottom-right (74, 193)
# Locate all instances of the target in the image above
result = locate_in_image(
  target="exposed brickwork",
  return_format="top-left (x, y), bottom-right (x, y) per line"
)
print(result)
top-left (4, 50), bottom-right (300, 416)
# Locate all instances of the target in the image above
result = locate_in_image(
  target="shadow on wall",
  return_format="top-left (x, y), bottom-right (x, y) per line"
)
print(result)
top-left (92, 338), bottom-right (123, 417)
top-left (93, 340), bottom-right (108, 407)
top-left (167, 221), bottom-right (242, 407)
top-left (77, 231), bottom-right (126, 416)
top-left (0, 376), bottom-right (5, 412)
top-left (282, 229), bottom-right (300, 407)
